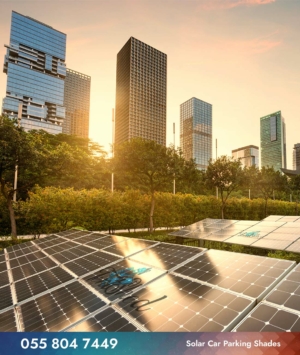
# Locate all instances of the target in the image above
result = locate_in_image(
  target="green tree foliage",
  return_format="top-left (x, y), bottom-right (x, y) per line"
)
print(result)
top-left (112, 138), bottom-right (199, 232)
top-left (205, 156), bottom-right (244, 219)
top-left (249, 166), bottom-right (288, 217)
top-left (288, 175), bottom-right (300, 214)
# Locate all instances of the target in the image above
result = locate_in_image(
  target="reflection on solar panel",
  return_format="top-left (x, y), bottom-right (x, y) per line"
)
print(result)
top-left (18, 281), bottom-right (107, 331)
top-left (15, 267), bottom-right (74, 303)
top-left (172, 250), bottom-right (294, 301)
top-left (83, 259), bottom-right (166, 302)
top-left (234, 303), bottom-right (300, 331)
top-left (86, 235), bottom-right (127, 250)
top-left (63, 251), bottom-right (121, 277)
top-left (116, 274), bottom-right (255, 331)
top-left (129, 243), bottom-right (205, 271)
top-left (264, 263), bottom-right (300, 313)
top-left (67, 307), bottom-right (140, 332)
top-left (0, 309), bottom-right (17, 332)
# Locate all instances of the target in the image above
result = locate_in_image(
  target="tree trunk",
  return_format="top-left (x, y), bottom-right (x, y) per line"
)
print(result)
top-left (149, 193), bottom-right (155, 233)
top-left (7, 194), bottom-right (17, 240)
top-left (0, 180), bottom-right (17, 240)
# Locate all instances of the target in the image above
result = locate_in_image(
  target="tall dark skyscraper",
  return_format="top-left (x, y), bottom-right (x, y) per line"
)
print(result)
top-left (260, 111), bottom-right (286, 171)
top-left (115, 37), bottom-right (167, 146)
top-left (63, 68), bottom-right (91, 138)
top-left (180, 97), bottom-right (212, 170)
top-left (293, 143), bottom-right (300, 170)
top-left (2, 11), bottom-right (66, 134)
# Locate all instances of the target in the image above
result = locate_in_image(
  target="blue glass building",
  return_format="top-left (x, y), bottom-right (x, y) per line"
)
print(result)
top-left (180, 97), bottom-right (212, 170)
top-left (2, 11), bottom-right (66, 134)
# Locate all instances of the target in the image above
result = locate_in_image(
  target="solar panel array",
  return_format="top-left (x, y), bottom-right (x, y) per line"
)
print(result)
top-left (0, 227), bottom-right (299, 332)
top-left (170, 216), bottom-right (300, 253)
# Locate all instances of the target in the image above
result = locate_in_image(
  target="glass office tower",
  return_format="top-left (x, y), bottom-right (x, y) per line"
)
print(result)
top-left (293, 143), bottom-right (300, 170)
top-left (180, 97), bottom-right (212, 170)
top-left (2, 11), bottom-right (66, 134)
top-left (115, 37), bottom-right (167, 146)
top-left (232, 145), bottom-right (259, 167)
top-left (260, 111), bottom-right (286, 171)
top-left (63, 69), bottom-right (91, 138)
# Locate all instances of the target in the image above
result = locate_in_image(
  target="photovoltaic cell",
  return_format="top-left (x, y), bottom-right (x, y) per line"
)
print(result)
top-left (0, 270), bottom-right (9, 286)
top-left (264, 263), bottom-right (300, 313)
top-left (64, 251), bottom-right (121, 277)
top-left (33, 237), bottom-right (69, 249)
top-left (19, 281), bottom-right (107, 331)
top-left (0, 285), bottom-right (13, 311)
top-left (0, 261), bottom-right (7, 273)
top-left (0, 309), bottom-right (17, 332)
top-left (67, 307), bottom-right (140, 332)
top-left (40, 241), bottom-right (80, 255)
top-left (234, 303), bottom-right (300, 331)
top-left (72, 234), bottom-right (108, 245)
top-left (11, 257), bottom-right (58, 282)
top-left (103, 238), bottom-right (158, 257)
top-left (172, 250), bottom-right (294, 301)
top-left (50, 245), bottom-right (96, 264)
top-left (251, 238), bottom-right (294, 251)
top-left (116, 274), bottom-right (254, 332)
top-left (86, 236), bottom-right (127, 250)
top-left (83, 259), bottom-right (166, 302)
top-left (286, 241), bottom-right (300, 253)
top-left (6, 244), bottom-right (38, 259)
top-left (15, 267), bottom-right (75, 303)
top-left (129, 243), bottom-right (204, 270)
top-left (9, 251), bottom-right (48, 268)
top-left (59, 230), bottom-right (93, 240)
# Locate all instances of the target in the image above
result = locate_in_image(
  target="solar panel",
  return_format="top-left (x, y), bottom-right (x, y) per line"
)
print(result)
top-left (286, 240), bottom-right (300, 253)
top-left (0, 309), bottom-right (18, 332)
top-left (72, 233), bottom-right (108, 244)
top-left (63, 251), bottom-right (121, 277)
top-left (168, 229), bottom-right (192, 237)
top-left (32, 236), bottom-right (69, 249)
top-left (251, 238), bottom-right (294, 251)
top-left (83, 259), bottom-right (166, 302)
top-left (0, 270), bottom-right (9, 286)
top-left (234, 303), bottom-right (300, 331)
top-left (40, 241), bottom-right (80, 255)
top-left (59, 230), bottom-right (93, 240)
top-left (115, 273), bottom-right (255, 331)
top-left (172, 250), bottom-right (295, 301)
top-left (49, 245), bottom-right (96, 264)
top-left (0, 285), bottom-right (13, 311)
top-left (18, 281), bottom-right (107, 331)
top-left (0, 261), bottom-right (7, 272)
top-left (9, 251), bottom-right (48, 268)
top-left (66, 307), bottom-right (141, 332)
top-left (15, 267), bottom-right (75, 303)
top-left (102, 238), bottom-right (158, 258)
top-left (5, 244), bottom-right (38, 259)
top-left (11, 257), bottom-right (58, 282)
top-left (129, 243), bottom-right (205, 271)
top-left (86, 235), bottom-right (127, 250)
top-left (263, 263), bottom-right (300, 313)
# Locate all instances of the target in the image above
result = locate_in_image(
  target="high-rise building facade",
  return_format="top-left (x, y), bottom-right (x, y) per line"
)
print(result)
top-left (62, 68), bottom-right (91, 138)
top-left (180, 97), bottom-right (212, 170)
top-left (260, 111), bottom-right (286, 171)
top-left (115, 37), bottom-right (167, 146)
top-left (232, 145), bottom-right (259, 167)
top-left (293, 143), bottom-right (300, 170)
top-left (2, 11), bottom-right (66, 134)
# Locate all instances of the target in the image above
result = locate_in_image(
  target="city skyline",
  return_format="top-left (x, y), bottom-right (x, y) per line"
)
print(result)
top-left (1, 1), bottom-right (300, 168)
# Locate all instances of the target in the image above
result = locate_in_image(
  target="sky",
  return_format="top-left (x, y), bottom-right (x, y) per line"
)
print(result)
top-left (0, 0), bottom-right (299, 168)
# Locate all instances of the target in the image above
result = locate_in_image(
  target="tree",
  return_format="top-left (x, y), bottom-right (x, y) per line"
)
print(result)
top-left (288, 175), bottom-right (300, 214)
top-left (0, 116), bottom-right (45, 239)
top-left (205, 155), bottom-right (244, 219)
top-left (252, 166), bottom-right (287, 217)
top-left (113, 138), bottom-right (189, 232)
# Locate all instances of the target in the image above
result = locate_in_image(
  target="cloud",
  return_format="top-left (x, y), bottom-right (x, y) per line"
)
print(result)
top-left (200, 0), bottom-right (276, 10)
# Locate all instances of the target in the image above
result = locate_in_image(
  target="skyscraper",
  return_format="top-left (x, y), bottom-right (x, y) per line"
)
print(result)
top-left (260, 111), bottom-right (286, 171)
top-left (180, 97), bottom-right (212, 170)
top-left (115, 37), bottom-right (167, 146)
top-left (293, 143), bottom-right (300, 170)
top-left (232, 145), bottom-right (259, 167)
top-left (2, 11), bottom-right (66, 134)
top-left (63, 68), bottom-right (91, 138)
